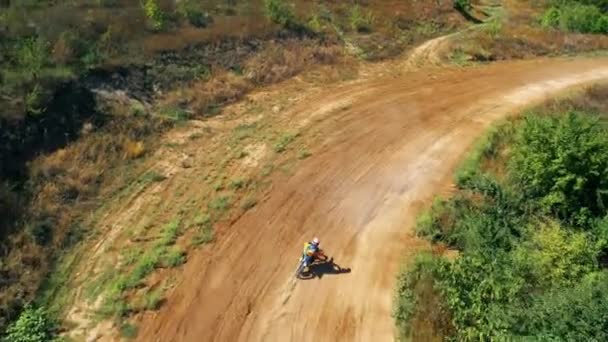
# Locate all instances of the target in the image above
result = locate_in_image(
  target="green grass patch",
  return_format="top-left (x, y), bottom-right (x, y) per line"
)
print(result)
top-left (349, 5), bottom-right (375, 33)
top-left (142, 289), bottom-right (163, 311)
top-left (208, 195), bottom-right (231, 217)
top-left (99, 283), bottom-right (128, 318)
top-left (158, 219), bottom-right (181, 246)
top-left (233, 122), bottom-right (258, 142)
top-left (454, 120), bottom-right (514, 187)
top-left (161, 248), bottom-right (186, 268)
top-left (192, 213), bottom-right (211, 228)
top-left (240, 196), bottom-right (257, 211)
top-left (194, 225), bottom-right (214, 245)
top-left (35, 249), bottom-right (81, 316)
top-left (125, 248), bottom-right (163, 289)
top-left (120, 322), bottom-right (138, 339)
top-left (229, 178), bottom-right (247, 190)
top-left (236, 150), bottom-right (249, 159)
top-left (449, 48), bottom-right (470, 66)
top-left (139, 170), bottom-right (166, 184)
top-left (541, 3), bottom-right (608, 34)
top-left (188, 132), bottom-right (204, 140)
top-left (192, 212), bottom-right (214, 245)
top-left (83, 264), bottom-right (117, 302)
top-left (297, 148), bottom-right (312, 160)
top-left (94, 219), bottom-right (184, 319)
top-left (131, 287), bottom-right (164, 312)
top-left (212, 180), bottom-right (224, 191)
top-left (158, 106), bottom-right (190, 122)
top-left (121, 248), bottom-right (144, 267)
top-left (274, 132), bottom-right (298, 153)
top-left (261, 163), bottom-right (274, 177)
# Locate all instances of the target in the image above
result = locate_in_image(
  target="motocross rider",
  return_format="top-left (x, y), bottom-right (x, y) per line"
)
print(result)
top-left (302, 237), bottom-right (323, 269)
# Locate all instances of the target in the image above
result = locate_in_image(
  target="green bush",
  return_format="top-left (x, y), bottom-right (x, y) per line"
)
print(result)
top-left (140, 289), bottom-right (163, 311)
top-left (273, 132), bottom-right (297, 153)
top-left (512, 220), bottom-right (599, 288)
top-left (454, 0), bottom-right (472, 13)
top-left (5, 305), bottom-right (55, 342)
top-left (119, 323), bottom-right (138, 339)
top-left (186, 11), bottom-right (213, 28)
top-left (553, 0), bottom-right (608, 13)
top-left (541, 7), bottom-right (562, 27)
top-left (509, 271), bottom-right (608, 340)
top-left (394, 252), bottom-right (450, 338)
top-left (454, 121), bottom-right (514, 187)
top-left (125, 248), bottom-right (163, 288)
top-left (176, 0), bottom-right (213, 28)
top-left (415, 197), bottom-right (457, 242)
top-left (509, 112), bottom-right (608, 225)
top-left (162, 248), bottom-right (186, 267)
top-left (397, 107), bottom-right (608, 340)
top-left (561, 3), bottom-right (606, 33)
top-left (439, 252), bottom-right (528, 339)
top-left (349, 6), bottom-right (375, 33)
top-left (27, 218), bottom-right (53, 245)
top-left (593, 216), bottom-right (608, 253)
top-left (541, 3), bottom-right (608, 34)
top-left (264, 0), bottom-right (296, 29)
top-left (194, 226), bottom-right (214, 245)
top-left (16, 37), bottom-right (49, 79)
top-left (141, 0), bottom-right (166, 31)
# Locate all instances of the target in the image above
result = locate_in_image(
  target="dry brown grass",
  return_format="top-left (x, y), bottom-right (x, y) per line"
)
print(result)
top-left (245, 39), bottom-right (342, 85)
top-left (123, 139), bottom-right (146, 159)
top-left (451, 0), bottom-right (608, 62)
top-left (0, 115), bottom-right (169, 330)
top-left (162, 71), bottom-right (251, 116)
top-left (160, 38), bottom-right (343, 116)
top-left (454, 23), bottom-right (608, 61)
top-left (51, 34), bottom-right (74, 65)
top-left (143, 16), bottom-right (274, 54)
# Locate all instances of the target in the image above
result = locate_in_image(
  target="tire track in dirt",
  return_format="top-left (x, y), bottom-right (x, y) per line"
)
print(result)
top-left (135, 58), bottom-right (608, 342)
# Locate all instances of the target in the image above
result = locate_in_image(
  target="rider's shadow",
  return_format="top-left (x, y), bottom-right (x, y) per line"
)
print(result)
top-left (300, 258), bottom-right (351, 280)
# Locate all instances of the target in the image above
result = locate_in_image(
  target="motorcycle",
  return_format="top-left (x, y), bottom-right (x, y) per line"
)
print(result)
top-left (294, 250), bottom-right (328, 278)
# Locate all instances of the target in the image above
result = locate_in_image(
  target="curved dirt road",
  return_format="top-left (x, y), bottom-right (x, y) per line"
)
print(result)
top-left (136, 58), bottom-right (608, 342)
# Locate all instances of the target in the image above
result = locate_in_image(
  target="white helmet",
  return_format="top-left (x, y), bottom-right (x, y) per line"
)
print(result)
top-left (312, 237), bottom-right (320, 246)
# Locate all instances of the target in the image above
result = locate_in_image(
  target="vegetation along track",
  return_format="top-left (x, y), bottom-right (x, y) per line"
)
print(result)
top-left (132, 57), bottom-right (608, 341)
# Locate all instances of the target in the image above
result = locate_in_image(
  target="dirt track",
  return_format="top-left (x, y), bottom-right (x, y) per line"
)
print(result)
top-left (135, 58), bottom-right (608, 342)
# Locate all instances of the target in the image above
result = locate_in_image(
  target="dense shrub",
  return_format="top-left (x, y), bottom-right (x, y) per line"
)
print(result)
top-left (349, 6), bottom-right (375, 33)
top-left (454, 0), bottom-right (472, 13)
top-left (394, 253), bottom-right (452, 339)
top-left (264, 0), bottom-right (296, 29)
top-left (507, 271), bottom-right (608, 340)
top-left (542, 3), bottom-right (608, 34)
top-left (176, 0), bottom-right (213, 28)
top-left (4, 306), bottom-right (54, 342)
top-left (396, 101), bottom-right (608, 340)
top-left (141, 0), bottom-right (165, 31)
top-left (512, 220), bottom-right (599, 287)
top-left (554, 0), bottom-right (608, 12)
top-left (541, 7), bottom-right (561, 27)
top-left (509, 112), bottom-right (608, 225)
